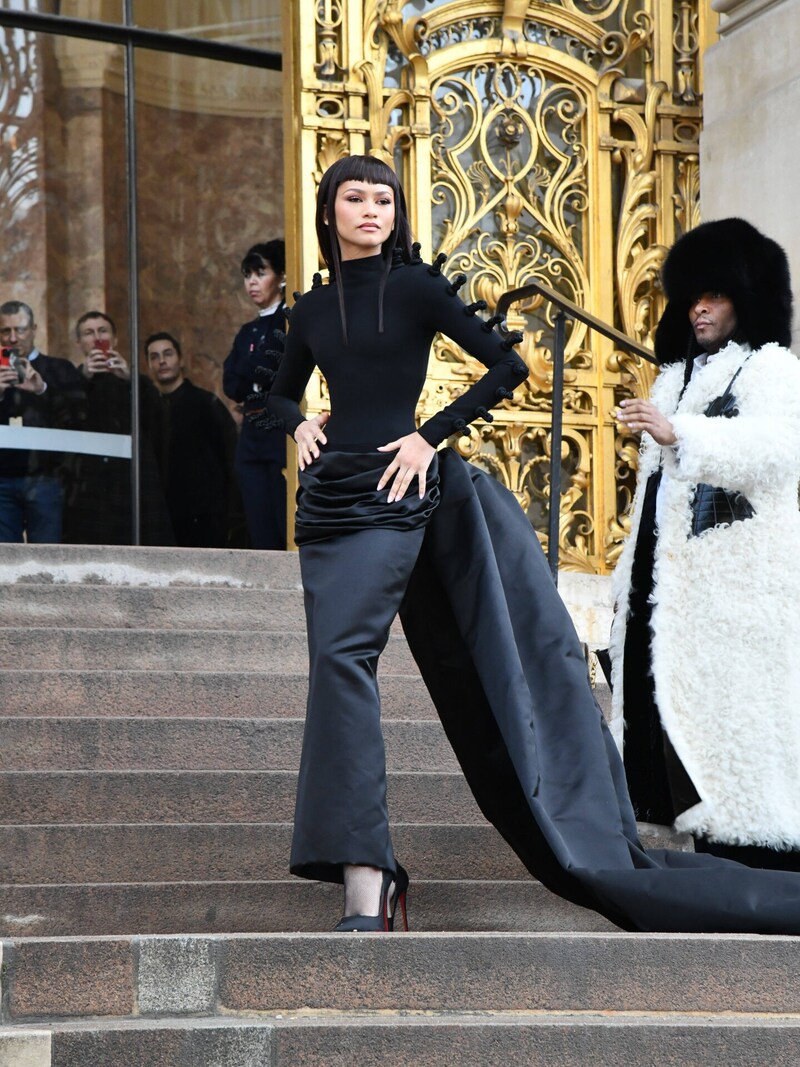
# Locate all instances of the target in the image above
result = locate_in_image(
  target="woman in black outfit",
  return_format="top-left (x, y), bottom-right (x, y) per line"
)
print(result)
top-left (223, 240), bottom-right (287, 550)
top-left (267, 155), bottom-right (528, 930)
top-left (268, 154), bottom-right (800, 936)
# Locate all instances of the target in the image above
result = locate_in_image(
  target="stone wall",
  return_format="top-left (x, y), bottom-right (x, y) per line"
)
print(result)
top-left (701, 0), bottom-right (800, 342)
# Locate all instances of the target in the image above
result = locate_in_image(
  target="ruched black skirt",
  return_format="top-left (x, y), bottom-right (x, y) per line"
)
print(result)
top-left (290, 450), bottom-right (439, 883)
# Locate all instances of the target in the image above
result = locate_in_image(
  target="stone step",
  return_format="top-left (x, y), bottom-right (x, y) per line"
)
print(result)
top-left (3, 1011), bottom-right (788, 1067)
top-left (0, 879), bottom-right (614, 937)
top-left (0, 823), bottom-right (527, 884)
top-left (0, 670), bottom-right (438, 719)
top-left (0, 544), bottom-right (302, 589)
top-left (0, 545), bottom-right (613, 640)
top-left (0, 628), bottom-right (417, 672)
top-left (3, 932), bottom-right (799, 1022)
top-left (0, 770), bottom-right (483, 825)
top-left (0, 1028), bottom-right (50, 1067)
top-left (0, 717), bottom-right (456, 772)
top-left (0, 584), bottom-right (310, 631)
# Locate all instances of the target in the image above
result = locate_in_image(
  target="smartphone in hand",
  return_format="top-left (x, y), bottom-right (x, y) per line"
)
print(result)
top-left (0, 348), bottom-right (26, 382)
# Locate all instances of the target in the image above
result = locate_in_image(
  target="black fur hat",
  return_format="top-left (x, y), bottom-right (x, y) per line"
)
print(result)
top-left (654, 217), bottom-right (793, 364)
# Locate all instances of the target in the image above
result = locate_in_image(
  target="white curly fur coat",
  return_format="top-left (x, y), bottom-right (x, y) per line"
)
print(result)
top-left (610, 340), bottom-right (800, 848)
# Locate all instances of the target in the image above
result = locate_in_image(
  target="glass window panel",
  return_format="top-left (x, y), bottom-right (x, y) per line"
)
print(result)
top-left (133, 49), bottom-right (283, 549)
top-left (0, 11), bottom-right (284, 547)
top-left (130, 0), bottom-right (281, 51)
top-left (6, 1), bottom-right (126, 23)
top-left (0, 25), bottom-right (141, 545)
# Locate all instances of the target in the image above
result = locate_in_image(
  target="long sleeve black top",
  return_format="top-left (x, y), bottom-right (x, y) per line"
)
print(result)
top-left (267, 255), bottom-right (528, 449)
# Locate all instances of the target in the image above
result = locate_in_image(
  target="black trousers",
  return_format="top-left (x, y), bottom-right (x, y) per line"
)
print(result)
top-left (623, 471), bottom-right (700, 824)
top-left (290, 525), bottom-right (425, 883)
top-left (235, 457), bottom-right (286, 550)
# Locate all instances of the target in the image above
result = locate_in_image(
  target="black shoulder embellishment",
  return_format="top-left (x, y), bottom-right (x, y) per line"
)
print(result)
top-left (446, 273), bottom-right (467, 296)
top-left (428, 252), bottom-right (447, 276)
top-left (391, 247), bottom-right (405, 267)
top-left (501, 331), bottom-right (524, 350)
top-left (254, 364), bottom-right (276, 386)
top-left (247, 329), bottom-right (286, 433)
top-left (495, 386), bottom-right (514, 401)
top-left (464, 300), bottom-right (487, 316)
top-left (410, 242), bottom-right (423, 264)
top-left (311, 272), bottom-right (323, 289)
top-left (292, 290), bottom-right (302, 302)
top-left (473, 405), bottom-right (494, 423)
top-left (451, 417), bottom-right (472, 438)
top-left (481, 314), bottom-right (504, 333)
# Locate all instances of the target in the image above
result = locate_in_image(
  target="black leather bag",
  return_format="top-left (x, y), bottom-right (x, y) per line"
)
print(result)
top-left (690, 361), bottom-right (755, 537)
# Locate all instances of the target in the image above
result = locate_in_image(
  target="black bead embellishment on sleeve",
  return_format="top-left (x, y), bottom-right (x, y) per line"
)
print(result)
top-left (495, 386), bottom-right (514, 401)
top-left (292, 291), bottom-right (302, 302)
top-left (428, 252), bottom-right (448, 276)
top-left (254, 365), bottom-right (277, 384)
top-left (481, 314), bottom-right (504, 333)
top-left (501, 331), bottom-right (524, 350)
top-left (272, 328), bottom-right (286, 345)
top-left (451, 417), bottom-right (472, 437)
top-left (464, 300), bottom-right (487, 316)
top-left (446, 273), bottom-right (467, 296)
top-left (474, 406), bottom-right (494, 423)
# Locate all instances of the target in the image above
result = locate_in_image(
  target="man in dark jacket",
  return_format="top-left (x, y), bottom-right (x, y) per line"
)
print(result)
top-left (0, 300), bottom-right (83, 542)
top-left (64, 310), bottom-right (172, 545)
top-left (146, 331), bottom-right (238, 548)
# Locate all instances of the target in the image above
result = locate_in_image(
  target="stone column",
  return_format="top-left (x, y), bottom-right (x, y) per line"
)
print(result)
top-left (701, 0), bottom-right (800, 341)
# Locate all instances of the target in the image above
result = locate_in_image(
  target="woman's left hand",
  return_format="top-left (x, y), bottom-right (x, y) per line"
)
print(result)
top-left (377, 432), bottom-right (436, 503)
top-left (616, 399), bottom-right (677, 446)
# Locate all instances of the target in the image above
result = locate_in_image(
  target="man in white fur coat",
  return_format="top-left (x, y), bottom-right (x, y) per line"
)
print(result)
top-left (612, 217), bottom-right (800, 870)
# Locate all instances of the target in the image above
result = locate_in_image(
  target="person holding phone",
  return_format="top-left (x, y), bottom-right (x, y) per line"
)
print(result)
top-left (64, 310), bottom-right (171, 544)
top-left (76, 312), bottom-right (131, 381)
top-left (0, 300), bottom-right (83, 542)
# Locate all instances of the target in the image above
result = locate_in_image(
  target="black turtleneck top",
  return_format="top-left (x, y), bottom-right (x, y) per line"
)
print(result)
top-left (267, 255), bottom-right (528, 449)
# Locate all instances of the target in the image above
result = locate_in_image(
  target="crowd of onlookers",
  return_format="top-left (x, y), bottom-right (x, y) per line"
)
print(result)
top-left (0, 237), bottom-right (288, 549)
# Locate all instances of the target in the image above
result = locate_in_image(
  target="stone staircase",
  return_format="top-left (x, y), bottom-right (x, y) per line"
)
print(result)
top-left (0, 543), bottom-right (798, 1065)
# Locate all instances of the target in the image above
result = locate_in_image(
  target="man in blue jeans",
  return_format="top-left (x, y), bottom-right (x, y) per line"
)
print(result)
top-left (0, 300), bottom-right (83, 543)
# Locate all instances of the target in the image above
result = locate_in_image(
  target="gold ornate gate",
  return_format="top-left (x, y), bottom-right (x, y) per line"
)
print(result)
top-left (282, 0), bottom-right (716, 572)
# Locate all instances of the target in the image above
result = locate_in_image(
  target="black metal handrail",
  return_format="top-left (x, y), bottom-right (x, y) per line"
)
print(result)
top-left (0, 8), bottom-right (281, 68)
top-left (497, 279), bottom-right (657, 584)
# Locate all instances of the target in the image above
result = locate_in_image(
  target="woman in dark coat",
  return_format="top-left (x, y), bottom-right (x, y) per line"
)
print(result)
top-left (223, 240), bottom-right (287, 550)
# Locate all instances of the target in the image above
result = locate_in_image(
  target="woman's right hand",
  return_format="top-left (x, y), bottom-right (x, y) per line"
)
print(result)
top-left (294, 412), bottom-right (330, 471)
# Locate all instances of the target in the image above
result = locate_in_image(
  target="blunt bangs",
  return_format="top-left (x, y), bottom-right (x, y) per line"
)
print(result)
top-left (314, 154), bottom-right (414, 343)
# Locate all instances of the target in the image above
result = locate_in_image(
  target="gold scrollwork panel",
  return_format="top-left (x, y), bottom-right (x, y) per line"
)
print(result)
top-left (284, 0), bottom-right (714, 570)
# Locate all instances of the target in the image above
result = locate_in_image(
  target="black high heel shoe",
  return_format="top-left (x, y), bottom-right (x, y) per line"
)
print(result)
top-left (333, 864), bottom-right (410, 933)
top-left (391, 863), bottom-right (409, 932)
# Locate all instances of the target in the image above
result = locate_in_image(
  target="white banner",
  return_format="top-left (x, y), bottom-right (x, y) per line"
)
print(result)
top-left (0, 426), bottom-right (132, 459)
